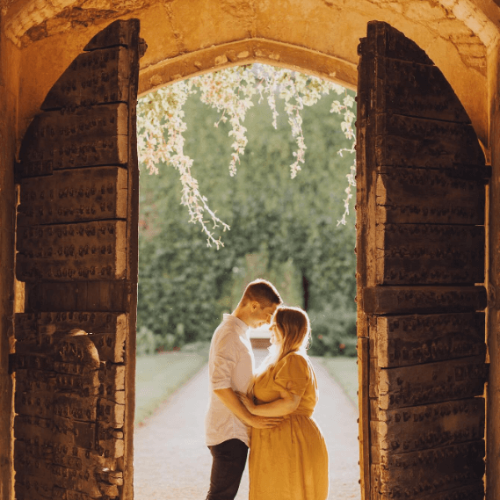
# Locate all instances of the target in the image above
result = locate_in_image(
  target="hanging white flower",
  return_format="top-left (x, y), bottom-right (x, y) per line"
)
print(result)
top-left (137, 64), bottom-right (356, 246)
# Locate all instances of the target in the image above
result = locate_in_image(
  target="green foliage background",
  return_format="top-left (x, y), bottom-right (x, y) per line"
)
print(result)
top-left (137, 89), bottom-right (357, 356)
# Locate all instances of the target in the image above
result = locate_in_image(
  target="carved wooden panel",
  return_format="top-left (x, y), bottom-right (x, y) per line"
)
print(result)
top-left (14, 334), bottom-right (124, 500)
top-left (16, 312), bottom-right (127, 363)
top-left (375, 114), bottom-right (485, 170)
top-left (371, 441), bottom-right (485, 500)
top-left (373, 484), bottom-right (484, 500)
top-left (18, 103), bottom-right (128, 178)
top-left (16, 220), bottom-right (127, 281)
top-left (25, 281), bottom-right (130, 312)
top-left (357, 21), bottom-right (487, 500)
top-left (42, 47), bottom-right (131, 110)
top-left (363, 286), bottom-right (487, 315)
top-left (362, 22), bottom-right (433, 65)
top-left (376, 167), bottom-right (485, 225)
top-left (375, 224), bottom-right (484, 285)
top-left (84, 19), bottom-right (142, 52)
top-left (17, 167), bottom-right (128, 226)
top-left (374, 58), bottom-right (470, 123)
top-left (374, 313), bottom-right (485, 368)
top-left (13, 18), bottom-right (143, 500)
top-left (370, 398), bottom-right (485, 457)
top-left (371, 355), bottom-right (486, 409)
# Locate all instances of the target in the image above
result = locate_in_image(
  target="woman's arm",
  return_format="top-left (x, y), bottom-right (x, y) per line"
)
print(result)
top-left (237, 389), bottom-right (301, 417)
top-left (214, 388), bottom-right (284, 428)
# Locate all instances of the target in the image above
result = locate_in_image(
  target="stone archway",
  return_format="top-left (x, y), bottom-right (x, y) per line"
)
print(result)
top-left (5, 0), bottom-right (495, 145)
top-left (9, 15), bottom-right (489, 500)
top-left (3, 1), bottom-right (500, 499)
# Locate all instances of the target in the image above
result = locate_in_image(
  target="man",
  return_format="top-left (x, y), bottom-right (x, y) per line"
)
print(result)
top-left (205, 279), bottom-right (283, 500)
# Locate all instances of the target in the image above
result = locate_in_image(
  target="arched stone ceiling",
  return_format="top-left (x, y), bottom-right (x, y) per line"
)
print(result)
top-left (6, 0), bottom-right (498, 144)
top-left (4, 0), bottom-right (500, 55)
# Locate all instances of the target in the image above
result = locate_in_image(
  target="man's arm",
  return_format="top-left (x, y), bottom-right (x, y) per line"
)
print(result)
top-left (237, 389), bottom-right (300, 417)
top-left (214, 388), bottom-right (283, 428)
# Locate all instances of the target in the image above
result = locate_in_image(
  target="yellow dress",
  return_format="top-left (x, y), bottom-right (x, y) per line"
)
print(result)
top-left (249, 352), bottom-right (329, 500)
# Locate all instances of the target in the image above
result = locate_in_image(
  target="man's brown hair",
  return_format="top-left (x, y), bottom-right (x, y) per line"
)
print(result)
top-left (241, 279), bottom-right (282, 307)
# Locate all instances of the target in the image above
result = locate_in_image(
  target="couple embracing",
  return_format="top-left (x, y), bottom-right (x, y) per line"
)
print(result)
top-left (205, 280), bottom-right (329, 500)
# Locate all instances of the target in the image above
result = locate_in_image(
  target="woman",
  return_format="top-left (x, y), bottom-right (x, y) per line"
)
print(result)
top-left (238, 306), bottom-right (329, 500)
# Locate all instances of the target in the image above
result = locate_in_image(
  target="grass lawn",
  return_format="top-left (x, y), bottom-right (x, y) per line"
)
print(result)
top-left (317, 356), bottom-right (358, 407)
top-left (135, 350), bottom-right (207, 425)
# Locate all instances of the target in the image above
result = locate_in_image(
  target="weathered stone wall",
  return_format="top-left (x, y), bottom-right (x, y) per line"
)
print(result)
top-left (1, 1), bottom-right (500, 500)
top-left (487, 40), bottom-right (500, 500)
top-left (0, 0), bottom-right (491, 145)
top-left (0, 13), bottom-right (21, 500)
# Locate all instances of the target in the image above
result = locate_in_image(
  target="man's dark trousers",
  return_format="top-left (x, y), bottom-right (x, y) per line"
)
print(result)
top-left (206, 438), bottom-right (249, 500)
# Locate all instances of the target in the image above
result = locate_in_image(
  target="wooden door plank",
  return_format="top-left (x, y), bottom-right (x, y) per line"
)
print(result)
top-left (18, 166), bottom-right (128, 226)
top-left (375, 313), bottom-right (485, 368)
top-left (375, 57), bottom-right (470, 123)
top-left (375, 224), bottom-right (484, 285)
top-left (24, 281), bottom-right (129, 312)
top-left (15, 440), bottom-right (117, 479)
top-left (356, 29), bottom-right (377, 500)
top-left (17, 220), bottom-right (127, 282)
top-left (18, 103), bottom-right (129, 178)
top-left (372, 441), bottom-right (484, 499)
top-left (363, 286), bottom-right (487, 315)
top-left (15, 391), bottom-right (99, 421)
top-left (84, 19), bottom-right (138, 51)
top-left (374, 114), bottom-right (484, 169)
top-left (15, 312), bottom-right (127, 363)
top-left (376, 168), bottom-right (485, 225)
top-left (370, 397), bottom-right (484, 457)
top-left (15, 414), bottom-right (97, 451)
top-left (373, 355), bottom-right (486, 410)
top-left (402, 483), bottom-right (484, 500)
top-left (121, 19), bottom-right (142, 500)
top-left (365, 21), bottom-right (433, 65)
top-left (42, 46), bottom-right (131, 110)
top-left (15, 478), bottom-right (99, 500)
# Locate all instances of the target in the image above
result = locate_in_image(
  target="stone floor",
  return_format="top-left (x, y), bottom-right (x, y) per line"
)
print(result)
top-left (134, 351), bottom-right (361, 499)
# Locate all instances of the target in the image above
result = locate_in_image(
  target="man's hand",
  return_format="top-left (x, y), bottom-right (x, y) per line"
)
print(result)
top-left (235, 391), bottom-right (283, 428)
top-left (235, 384), bottom-right (300, 418)
top-left (248, 414), bottom-right (283, 429)
top-left (236, 391), bottom-right (254, 412)
top-left (213, 387), bottom-right (283, 429)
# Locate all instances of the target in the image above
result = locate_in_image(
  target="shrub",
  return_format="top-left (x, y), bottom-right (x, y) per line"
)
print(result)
top-left (308, 300), bottom-right (356, 357)
top-left (136, 324), bottom-right (185, 356)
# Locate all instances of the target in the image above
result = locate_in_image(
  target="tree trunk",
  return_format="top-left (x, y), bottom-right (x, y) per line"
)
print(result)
top-left (302, 273), bottom-right (309, 311)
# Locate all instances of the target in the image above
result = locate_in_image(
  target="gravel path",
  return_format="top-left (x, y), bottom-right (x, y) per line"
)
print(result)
top-left (134, 352), bottom-right (360, 499)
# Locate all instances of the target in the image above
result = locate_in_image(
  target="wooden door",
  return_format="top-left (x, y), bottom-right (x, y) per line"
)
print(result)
top-left (356, 22), bottom-right (488, 500)
top-left (12, 19), bottom-right (145, 500)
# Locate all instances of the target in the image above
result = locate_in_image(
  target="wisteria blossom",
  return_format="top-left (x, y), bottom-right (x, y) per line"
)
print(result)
top-left (137, 64), bottom-right (356, 248)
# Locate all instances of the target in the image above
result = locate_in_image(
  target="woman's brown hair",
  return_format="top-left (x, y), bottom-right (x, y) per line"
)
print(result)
top-left (259, 306), bottom-right (311, 372)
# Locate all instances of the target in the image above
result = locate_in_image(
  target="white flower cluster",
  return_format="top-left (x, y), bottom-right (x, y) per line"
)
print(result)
top-left (137, 64), bottom-right (356, 247)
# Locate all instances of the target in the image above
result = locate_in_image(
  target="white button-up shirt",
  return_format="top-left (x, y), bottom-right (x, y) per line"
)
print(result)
top-left (205, 314), bottom-right (255, 447)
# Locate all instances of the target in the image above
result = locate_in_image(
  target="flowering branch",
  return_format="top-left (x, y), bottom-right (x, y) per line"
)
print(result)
top-left (137, 64), bottom-right (356, 246)
top-left (331, 94), bottom-right (356, 225)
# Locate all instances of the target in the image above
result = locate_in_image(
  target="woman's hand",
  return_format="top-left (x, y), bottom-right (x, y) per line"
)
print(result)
top-left (236, 391), bottom-right (255, 413)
